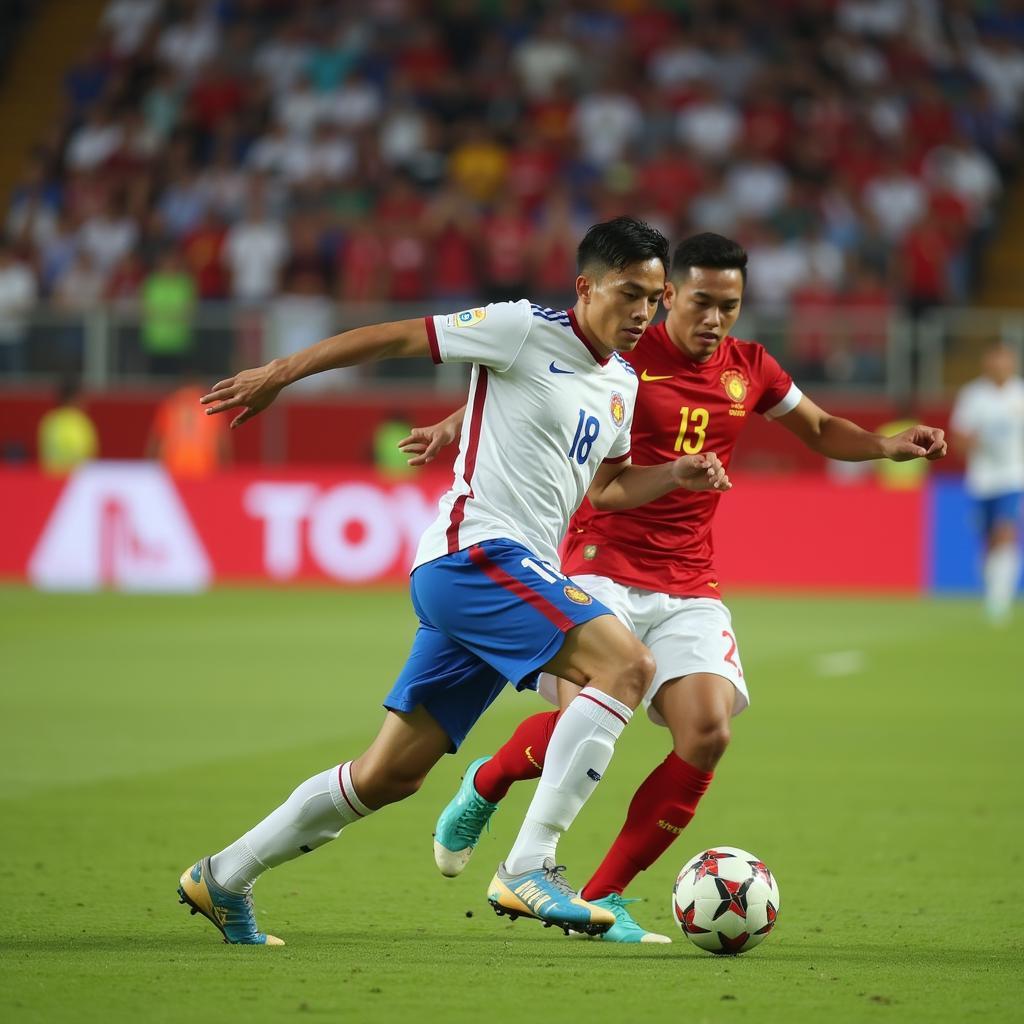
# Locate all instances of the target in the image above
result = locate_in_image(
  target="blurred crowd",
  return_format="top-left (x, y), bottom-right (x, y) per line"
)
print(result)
top-left (1, 0), bottom-right (1023, 382)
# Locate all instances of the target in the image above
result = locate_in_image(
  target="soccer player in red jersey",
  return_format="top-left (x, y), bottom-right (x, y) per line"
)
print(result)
top-left (410, 233), bottom-right (948, 942)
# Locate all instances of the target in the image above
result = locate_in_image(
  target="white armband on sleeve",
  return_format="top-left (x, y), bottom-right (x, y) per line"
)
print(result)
top-left (763, 383), bottom-right (803, 420)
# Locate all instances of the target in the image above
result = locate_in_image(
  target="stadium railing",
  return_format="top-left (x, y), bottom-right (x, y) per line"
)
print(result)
top-left (1, 302), bottom-right (1022, 399)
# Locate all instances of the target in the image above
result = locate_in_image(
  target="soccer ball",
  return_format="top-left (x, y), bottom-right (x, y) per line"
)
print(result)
top-left (671, 846), bottom-right (780, 955)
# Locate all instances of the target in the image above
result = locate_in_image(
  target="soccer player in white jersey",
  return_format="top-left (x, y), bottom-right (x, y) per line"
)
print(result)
top-left (177, 217), bottom-right (731, 945)
top-left (951, 341), bottom-right (1024, 624)
top-left (408, 232), bottom-right (947, 943)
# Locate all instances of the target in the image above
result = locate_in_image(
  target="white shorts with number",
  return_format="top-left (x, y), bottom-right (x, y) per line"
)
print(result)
top-left (538, 574), bottom-right (749, 727)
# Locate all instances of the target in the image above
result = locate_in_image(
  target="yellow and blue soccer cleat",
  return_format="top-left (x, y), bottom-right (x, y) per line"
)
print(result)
top-left (577, 894), bottom-right (671, 944)
top-left (488, 859), bottom-right (615, 936)
top-left (177, 857), bottom-right (284, 946)
top-left (433, 756), bottom-right (499, 877)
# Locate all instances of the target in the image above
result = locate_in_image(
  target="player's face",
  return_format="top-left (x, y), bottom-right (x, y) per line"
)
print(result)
top-left (576, 259), bottom-right (666, 356)
top-left (663, 267), bottom-right (744, 362)
top-left (983, 346), bottom-right (1018, 385)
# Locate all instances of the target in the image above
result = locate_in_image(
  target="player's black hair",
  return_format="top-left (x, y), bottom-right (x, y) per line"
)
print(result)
top-left (576, 217), bottom-right (670, 276)
top-left (670, 233), bottom-right (748, 283)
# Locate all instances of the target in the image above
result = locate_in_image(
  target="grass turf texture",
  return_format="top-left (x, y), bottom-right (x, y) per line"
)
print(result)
top-left (1, 587), bottom-right (1021, 1023)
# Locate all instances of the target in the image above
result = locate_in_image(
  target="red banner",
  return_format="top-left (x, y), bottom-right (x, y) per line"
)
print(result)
top-left (0, 465), bottom-right (924, 592)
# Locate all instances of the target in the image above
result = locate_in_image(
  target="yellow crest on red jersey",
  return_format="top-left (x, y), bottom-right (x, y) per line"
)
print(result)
top-left (720, 370), bottom-right (748, 404)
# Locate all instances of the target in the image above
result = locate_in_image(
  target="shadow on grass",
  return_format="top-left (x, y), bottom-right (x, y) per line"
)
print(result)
top-left (1, 933), bottom-right (1017, 974)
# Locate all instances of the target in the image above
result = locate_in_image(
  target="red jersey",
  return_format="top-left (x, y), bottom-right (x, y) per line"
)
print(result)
top-left (562, 323), bottom-right (798, 599)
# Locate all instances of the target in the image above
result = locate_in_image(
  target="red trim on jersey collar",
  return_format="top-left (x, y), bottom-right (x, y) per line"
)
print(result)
top-left (567, 309), bottom-right (611, 366)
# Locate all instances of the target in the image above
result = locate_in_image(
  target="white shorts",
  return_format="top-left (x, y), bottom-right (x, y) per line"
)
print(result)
top-left (538, 574), bottom-right (749, 727)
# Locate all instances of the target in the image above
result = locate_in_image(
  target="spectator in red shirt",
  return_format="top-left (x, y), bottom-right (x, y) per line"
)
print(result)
top-left (908, 79), bottom-right (956, 154)
top-left (338, 220), bottom-right (387, 303)
top-left (181, 209), bottom-right (229, 300)
top-left (843, 264), bottom-right (893, 382)
top-left (639, 141), bottom-right (706, 219)
top-left (742, 78), bottom-right (792, 162)
top-left (480, 194), bottom-right (532, 303)
top-left (505, 135), bottom-right (560, 214)
top-left (375, 177), bottom-right (427, 303)
top-left (189, 63), bottom-right (246, 139)
top-left (901, 210), bottom-right (956, 317)
top-left (789, 270), bottom-right (842, 382)
top-left (529, 189), bottom-right (583, 304)
top-left (425, 190), bottom-right (480, 303)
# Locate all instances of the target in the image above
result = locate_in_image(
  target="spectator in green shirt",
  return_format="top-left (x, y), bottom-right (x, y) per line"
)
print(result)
top-left (141, 248), bottom-right (196, 376)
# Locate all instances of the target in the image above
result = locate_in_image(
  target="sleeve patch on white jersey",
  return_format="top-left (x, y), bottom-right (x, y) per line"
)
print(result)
top-left (764, 382), bottom-right (803, 420)
top-left (446, 308), bottom-right (487, 329)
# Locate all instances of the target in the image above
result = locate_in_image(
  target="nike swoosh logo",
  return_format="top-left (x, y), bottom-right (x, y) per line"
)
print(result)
top-left (640, 370), bottom-right (673, 382)
top-left (549, 362), bottom-right (575, 374)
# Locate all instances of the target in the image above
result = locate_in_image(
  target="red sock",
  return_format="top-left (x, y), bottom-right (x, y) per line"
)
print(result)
top-left (582, 753), bottom-right (713, 901)
top-left (474, 710), bottom-right (560, 803)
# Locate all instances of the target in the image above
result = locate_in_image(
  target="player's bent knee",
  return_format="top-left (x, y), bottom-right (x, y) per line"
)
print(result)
top-left (607, 645), bottom-right (655, 709)
top-left (704, 722), bottom-right (732, 761)
top-left (680, 721), bottom-right (731, 768)
top-left (390, 774), bottom-right (426, 801)
top-left (352, 759), bottom-right (426, 807)
top-left (633, 648), bottom-right (657, 697)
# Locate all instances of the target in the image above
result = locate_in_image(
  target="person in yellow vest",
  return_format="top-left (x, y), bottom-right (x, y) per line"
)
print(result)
top-left (38, 377), bottom-right (99, 474)
top-left (146, 368), bottom-right (230, 478)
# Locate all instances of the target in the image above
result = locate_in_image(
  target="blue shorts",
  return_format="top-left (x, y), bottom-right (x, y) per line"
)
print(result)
top-left (975, 492), bottom-right (1022, 538)
top-left (384, 539), bottom-right (613, 751)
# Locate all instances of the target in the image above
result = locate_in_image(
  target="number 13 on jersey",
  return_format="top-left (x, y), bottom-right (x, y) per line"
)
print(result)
top-left (674, 406), bottom-right (709, 454)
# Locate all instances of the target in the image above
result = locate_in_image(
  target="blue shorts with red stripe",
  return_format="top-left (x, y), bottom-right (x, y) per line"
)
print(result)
top-left (383, 538), bottom-right (613, 751)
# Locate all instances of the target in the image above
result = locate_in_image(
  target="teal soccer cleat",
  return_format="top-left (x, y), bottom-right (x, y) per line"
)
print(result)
top-left (487, 859), bottom-right (615, 936)
top-left (433, 756), bottom-right (499, 877)
top-left (579, 894), bottom-right (672, 943)
top-left (177, 857), bottom-right (284, 946)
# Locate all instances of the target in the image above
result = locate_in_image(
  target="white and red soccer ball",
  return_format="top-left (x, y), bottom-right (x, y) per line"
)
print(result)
top-left (672, 846), bottom-right (780, 955)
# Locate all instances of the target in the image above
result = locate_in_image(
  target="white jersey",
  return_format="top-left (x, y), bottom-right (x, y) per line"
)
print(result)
top-left (950, 375), bottom-right (1024, 498)
top-left (413, 301), bottom-right (638, 570)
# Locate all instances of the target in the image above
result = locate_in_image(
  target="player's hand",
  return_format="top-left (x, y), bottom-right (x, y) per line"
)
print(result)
top-left (672, 452), bottom-right (731, 492)
top-left (882, 425), bottom-right (948, 462)
top-left (397, 420), bottom-right (459, 466)
top-left (200, 362), bottom-right (285, 429)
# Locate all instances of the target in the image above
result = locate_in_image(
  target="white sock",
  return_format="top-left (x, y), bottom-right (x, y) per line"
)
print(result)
top-left (504, 687), bottom-right (631, 875)
top-left (984, 544), bottom-right (1021, 623)
top-left (210, 761), bottom-right (372, 893)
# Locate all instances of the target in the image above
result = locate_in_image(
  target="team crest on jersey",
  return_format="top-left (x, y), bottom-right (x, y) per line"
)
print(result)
top-left (721, 370), bottom-right (748, 416)
top-left (447, 307), bottom-right (487, 329)
top-left (563, 584), bottom-right (593, 605)
top-left (583, 544), bottom-right (598, 560)
top-left (610, 391), bottom-right (625, 427)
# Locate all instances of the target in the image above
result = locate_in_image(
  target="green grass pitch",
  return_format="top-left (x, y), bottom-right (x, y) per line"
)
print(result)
top-left (1, 586), bottom-right (1021, 1023)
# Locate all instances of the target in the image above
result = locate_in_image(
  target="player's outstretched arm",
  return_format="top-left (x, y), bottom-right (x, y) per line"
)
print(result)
top-left (776, 396), bottom-right (948, 462)
top-left (201, 318), bottom-right (431, 429)
top-left (397, 406), bottom-right (467, 466)
top-left (588, 453), bottom-right (731, 511)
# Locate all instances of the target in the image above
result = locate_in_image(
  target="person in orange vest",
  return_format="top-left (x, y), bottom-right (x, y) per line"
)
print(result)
top-left (146, 368), bottom-right (230, 477)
